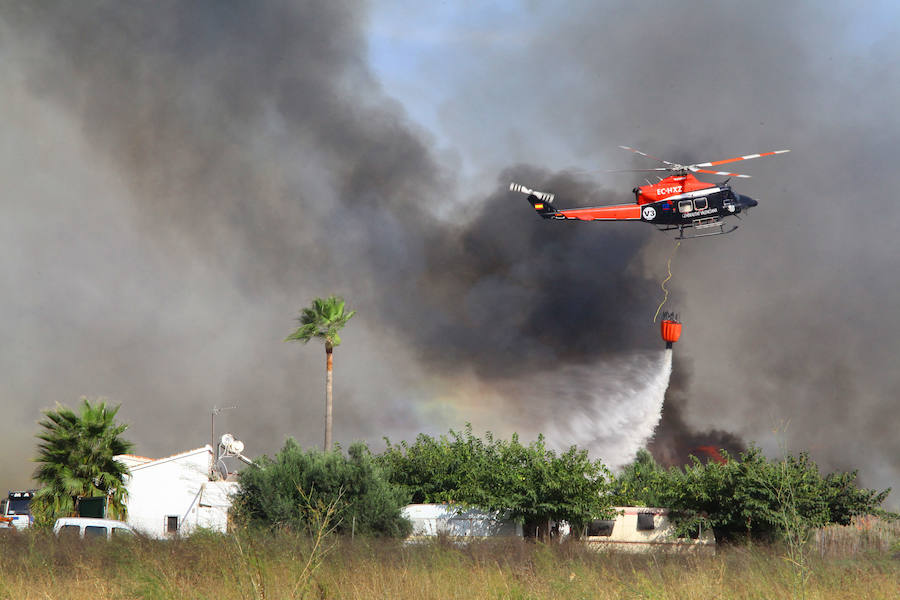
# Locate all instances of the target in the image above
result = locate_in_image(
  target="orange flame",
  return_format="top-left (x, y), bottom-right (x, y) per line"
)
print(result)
top-left (694, 445), bottom-right (726, 464)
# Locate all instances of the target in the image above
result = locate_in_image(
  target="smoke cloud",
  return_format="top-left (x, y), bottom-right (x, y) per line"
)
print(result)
top-left (0, 2), bottom-right (660, 481)
top-left (1, 1), bottom-right (898, 507)
top-left (649, 355), bottom-right (746, 467)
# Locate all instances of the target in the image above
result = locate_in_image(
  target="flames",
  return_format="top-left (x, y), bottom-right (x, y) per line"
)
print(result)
top-left (694, 445), bottom-right (727, 464)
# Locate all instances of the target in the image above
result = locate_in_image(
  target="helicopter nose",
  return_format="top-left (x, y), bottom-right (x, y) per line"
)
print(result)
top-left (740, 194), bottom-right (758, 208)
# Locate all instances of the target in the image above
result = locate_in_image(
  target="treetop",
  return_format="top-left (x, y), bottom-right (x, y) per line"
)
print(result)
top-left (285, 295), bottom-right (356, 350)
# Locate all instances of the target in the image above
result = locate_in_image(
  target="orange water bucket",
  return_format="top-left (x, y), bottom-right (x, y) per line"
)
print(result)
top-left (661, 319), bottom-right (682, 347)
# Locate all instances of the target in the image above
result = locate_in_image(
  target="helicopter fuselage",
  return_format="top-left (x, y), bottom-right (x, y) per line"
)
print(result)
top-left (632, 173), bottom-right (757, 229)
top-left (521, 173), bottom-right (757, 238)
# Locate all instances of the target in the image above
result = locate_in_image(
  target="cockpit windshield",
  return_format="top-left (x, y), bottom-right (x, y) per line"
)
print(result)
top-left (6, 499), bottom-right (30, 515)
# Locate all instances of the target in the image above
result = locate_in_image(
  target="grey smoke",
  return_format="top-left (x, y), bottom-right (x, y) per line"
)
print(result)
top-left (1, 1), bottom-right (898, 507)
top-left (0, 2), bottom-right (658, 484)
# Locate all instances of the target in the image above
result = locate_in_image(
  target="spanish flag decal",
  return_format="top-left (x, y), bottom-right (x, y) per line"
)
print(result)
top-left (534, 203), bottom-right (544, 210)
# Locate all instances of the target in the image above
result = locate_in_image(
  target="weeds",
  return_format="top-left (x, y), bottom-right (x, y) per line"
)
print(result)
top-left (0, 531), bottom-right (897, 599)
top-left (291, 486), bottom-right (343, 598)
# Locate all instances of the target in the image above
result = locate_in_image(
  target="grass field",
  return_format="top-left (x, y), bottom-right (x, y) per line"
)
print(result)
top-left (0, 530), bottom-right (897, 599)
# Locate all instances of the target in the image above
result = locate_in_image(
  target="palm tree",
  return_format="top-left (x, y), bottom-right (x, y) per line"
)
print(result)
top-left (31, 398), bottom-right (134, 528)
top-left (286, 296), bottom-right (356, 450)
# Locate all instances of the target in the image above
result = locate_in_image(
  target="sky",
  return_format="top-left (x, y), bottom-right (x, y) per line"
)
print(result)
top-left (1, 1), bottom-right (899, 508)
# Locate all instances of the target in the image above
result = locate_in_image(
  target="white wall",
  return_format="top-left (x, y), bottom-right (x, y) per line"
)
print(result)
top-left (197, 481), bottom-right (239, 531)
top-left (122, 446), bottom-right (236, 538)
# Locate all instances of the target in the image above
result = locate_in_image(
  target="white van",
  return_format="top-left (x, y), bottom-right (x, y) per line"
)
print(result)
top-left (53, 517), bottom-right (136, 540)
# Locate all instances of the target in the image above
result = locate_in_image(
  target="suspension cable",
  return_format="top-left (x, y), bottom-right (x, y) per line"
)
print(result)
top-left (653, 240), bottom-right (681, 323)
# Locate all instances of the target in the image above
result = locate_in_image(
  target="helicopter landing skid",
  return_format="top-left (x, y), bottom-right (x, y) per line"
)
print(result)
top-left (675, 217), bottom-right (738, 240)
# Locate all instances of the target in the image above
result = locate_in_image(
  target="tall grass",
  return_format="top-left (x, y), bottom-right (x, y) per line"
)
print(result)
top-left (814, 515), bottom-right (900, 559)
top-left (0, 530), bottom-right (897, 599)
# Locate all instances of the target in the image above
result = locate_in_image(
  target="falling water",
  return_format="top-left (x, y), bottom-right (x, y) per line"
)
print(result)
top-left (503, 350), bottom-right (673, 470)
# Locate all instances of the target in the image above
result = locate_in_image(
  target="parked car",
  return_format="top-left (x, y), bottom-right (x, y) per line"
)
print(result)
top-left (53, 517), bottom-right (136, 540)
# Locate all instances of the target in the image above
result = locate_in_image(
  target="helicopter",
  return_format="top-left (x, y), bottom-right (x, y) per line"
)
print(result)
top-left (510, 146), bottom-right (789, 239)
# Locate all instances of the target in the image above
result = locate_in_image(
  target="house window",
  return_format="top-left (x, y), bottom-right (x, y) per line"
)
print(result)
top-left (637, 513), bottom-right (655, 531)
top-left (587, 519), bottom-right (615, 537)
top-left (693, 197), bottom-right (708, 210)
top-left (678, 200), bottom-right (693, 214)
top-left (166, 515), bottom-right (179, 535)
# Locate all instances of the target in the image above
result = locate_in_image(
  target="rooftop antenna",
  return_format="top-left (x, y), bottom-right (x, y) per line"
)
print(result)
top-left (217, 433), bottom-right (254, 479)
top-left (210, 405), bottom-right (236, 475)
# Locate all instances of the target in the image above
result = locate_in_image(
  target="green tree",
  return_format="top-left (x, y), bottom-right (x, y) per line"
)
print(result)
top-left (821, 468), bottom-right (891, 525)
top-left (379, 425), bottom-right (612, 538)
top-left (612, 446), bottom-right (890, 543)
top-left (286, 296), bottom-right (355, 450)
top-left (608, 449), bottom-right (669, 507)
top-left (31, 398), bottom-right (134, 528)
top-left (232, 439), bottom-right (411, 538)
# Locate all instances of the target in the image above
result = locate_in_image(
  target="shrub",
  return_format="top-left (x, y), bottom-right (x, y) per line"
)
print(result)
top-left (612, 447), bottom-right (891, 542)
top-left (232, 440), bottom-right (411, 537)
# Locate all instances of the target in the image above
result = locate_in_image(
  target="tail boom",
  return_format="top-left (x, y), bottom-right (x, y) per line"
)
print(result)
top-left (554, 204), bottom-right (641, 221)
top-left (510, 181), bottom-right (641, 221)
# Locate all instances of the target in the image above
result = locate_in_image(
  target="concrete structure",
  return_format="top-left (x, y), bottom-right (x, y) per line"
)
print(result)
top-left (402, 503), bottom-right (522, 540)
top-left (117, 446), bottom-right (238, 538)
top-left (584, 506), bottom-right (715, 554)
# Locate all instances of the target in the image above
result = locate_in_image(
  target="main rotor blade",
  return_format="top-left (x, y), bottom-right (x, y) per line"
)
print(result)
top-left (690, 149), bottom-right (790, 169)
top-left (618, 146), bottom-right (683, 168)
top-left (567, 166), bottom-right (671, 175)
top-left (691, 168), bottom-right (751, 178)
top-left (606, 168), bottom-right (672, 173)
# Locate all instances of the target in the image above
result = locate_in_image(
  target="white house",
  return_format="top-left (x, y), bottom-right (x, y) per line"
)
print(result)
top-left (116, 446), bottom-right (238, 539)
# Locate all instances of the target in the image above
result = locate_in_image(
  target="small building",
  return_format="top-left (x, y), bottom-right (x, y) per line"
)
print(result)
top-left (117, 446), bottom-right (238, 539)
top-left (584, 506), bottom-right (715, 554)
top-left (402, 503), bottom-right (522, 540)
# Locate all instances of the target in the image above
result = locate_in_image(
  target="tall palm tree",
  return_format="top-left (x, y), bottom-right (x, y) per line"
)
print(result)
top-left (31, 398), bottom-right (134, 527)
top-left (286, 296), bottom-right (355, 451)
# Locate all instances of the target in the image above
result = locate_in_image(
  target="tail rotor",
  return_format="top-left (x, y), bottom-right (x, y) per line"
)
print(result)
top-left (510, 182), bottom-right (557, 218)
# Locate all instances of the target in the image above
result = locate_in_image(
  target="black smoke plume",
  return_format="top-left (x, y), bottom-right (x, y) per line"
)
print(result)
top-left (649, 356), bottom-right (746, 467)
top-left (2, 1), bottom-right (899, 508)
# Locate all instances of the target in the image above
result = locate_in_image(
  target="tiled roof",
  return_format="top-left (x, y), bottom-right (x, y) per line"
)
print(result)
top-left (115, 446), bottom-right (212, 470)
